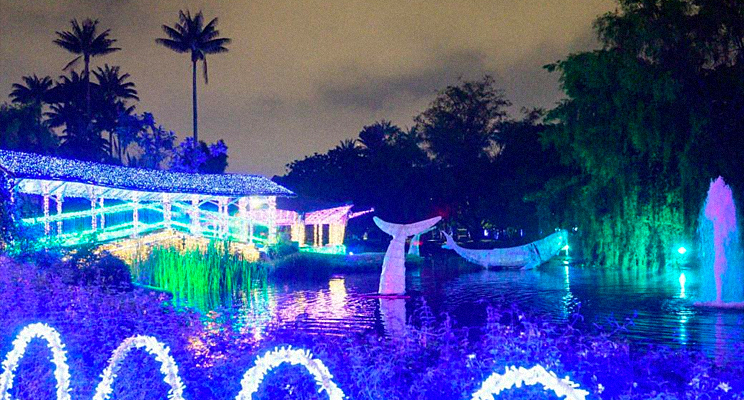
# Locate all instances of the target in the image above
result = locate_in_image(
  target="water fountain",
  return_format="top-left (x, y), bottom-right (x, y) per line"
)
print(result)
top-left (695, 177), bottom-right (744, 307)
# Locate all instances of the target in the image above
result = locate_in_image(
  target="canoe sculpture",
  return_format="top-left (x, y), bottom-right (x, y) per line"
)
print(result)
top-left (442, 230), bottom-right (568, 270)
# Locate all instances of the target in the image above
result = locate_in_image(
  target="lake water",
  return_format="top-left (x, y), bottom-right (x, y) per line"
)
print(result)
top-left (201, 256), bottom-right (744, 356)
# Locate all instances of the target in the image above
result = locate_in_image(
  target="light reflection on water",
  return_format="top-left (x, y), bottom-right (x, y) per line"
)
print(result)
top-left (199, 259), bottom-right (744, 356)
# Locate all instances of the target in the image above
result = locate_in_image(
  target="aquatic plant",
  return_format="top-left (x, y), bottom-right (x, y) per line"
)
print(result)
top-left (130, 241), bottom-right (266, 312)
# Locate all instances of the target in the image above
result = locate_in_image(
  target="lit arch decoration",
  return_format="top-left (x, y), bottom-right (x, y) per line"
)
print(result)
top-left (471, 365), bottom-right (589, 400)
top-left (91, 335), bottom-right (185, 400)
top-left (235, 346), bottom-right (345, 400)
top-left (0, 323), bottom-right (593, 400)
top-left (0, 323), bottom-right (71, 400)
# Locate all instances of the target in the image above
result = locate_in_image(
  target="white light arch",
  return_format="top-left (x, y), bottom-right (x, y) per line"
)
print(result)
top-left (471, 365), bottom-right (589, 400)
top-left (0, 323), bottom-right (71, 400)
top-left (235, 346), bottom-right (345, 400)
top-left (92, 335), bottom-right (185, 400)
top-left (0, 323), bottom-right (594, 400)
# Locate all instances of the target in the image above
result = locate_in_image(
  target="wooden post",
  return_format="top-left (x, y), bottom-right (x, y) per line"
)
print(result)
top-left (87, 187), bottom-right (97, 232)
top-left (99, 197), bottom-right (105, 230)
top-left (220, 197), bottom-right (229, 238)
top-left (132, 194), bottom-right (140, 238)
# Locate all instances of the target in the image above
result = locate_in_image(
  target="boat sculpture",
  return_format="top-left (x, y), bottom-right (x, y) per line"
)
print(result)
top-left (443, 230), bottom-right (568, 270)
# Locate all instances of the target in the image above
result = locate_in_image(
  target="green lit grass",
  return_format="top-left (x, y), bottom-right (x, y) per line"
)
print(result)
top-left (130, 241), bottom-right (266, 312)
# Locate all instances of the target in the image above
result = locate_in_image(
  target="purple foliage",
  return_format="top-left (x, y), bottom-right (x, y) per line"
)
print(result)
top-left (0, 257), bottom-right (743, 399)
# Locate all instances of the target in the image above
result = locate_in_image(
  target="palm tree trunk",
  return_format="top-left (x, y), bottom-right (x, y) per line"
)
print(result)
top-left (84, 55), bottom-right (91, 119)
top-left (192, 59), bottom-right (198, 142)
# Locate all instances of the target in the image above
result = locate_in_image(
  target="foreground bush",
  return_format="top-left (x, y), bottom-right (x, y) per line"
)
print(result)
top-left (0, 256), bottom-right (742, 399)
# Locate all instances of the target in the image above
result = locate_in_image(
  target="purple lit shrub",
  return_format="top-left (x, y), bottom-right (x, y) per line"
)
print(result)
top-left (0, 257), bottom-right (743, 399)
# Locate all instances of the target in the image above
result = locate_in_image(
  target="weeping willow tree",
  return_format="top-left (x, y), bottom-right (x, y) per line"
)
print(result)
top-left (541, 0), bottom-right (744, 269)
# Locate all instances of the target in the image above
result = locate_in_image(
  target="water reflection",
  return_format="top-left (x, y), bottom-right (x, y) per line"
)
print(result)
top-left (174, 260), bottom-right (744, 357)
top-left (380, 298), bottom-right (406, 337)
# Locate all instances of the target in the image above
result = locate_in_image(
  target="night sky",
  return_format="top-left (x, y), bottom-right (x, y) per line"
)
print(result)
top-left (0, 0), bottom-right (614, 176)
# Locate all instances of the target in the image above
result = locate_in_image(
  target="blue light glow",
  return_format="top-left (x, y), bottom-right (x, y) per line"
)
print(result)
top-left (0, 149), bottom-right (294, 198)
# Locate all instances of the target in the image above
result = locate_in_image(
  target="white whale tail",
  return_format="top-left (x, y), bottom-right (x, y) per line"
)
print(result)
top-left (374, 216), bottom-right (442, 239)
top-left (376, 216), bottom-right (442, 295)
top-left (442, 231), bottom-right (457, 249)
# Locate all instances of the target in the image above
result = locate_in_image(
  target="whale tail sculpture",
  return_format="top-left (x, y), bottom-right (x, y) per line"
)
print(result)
top-left (375, 216), bottom-right (441, 295)
top-left (407, 226), bottom-right (436, 257)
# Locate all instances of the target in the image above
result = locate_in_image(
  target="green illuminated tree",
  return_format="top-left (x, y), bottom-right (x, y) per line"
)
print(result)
top-left (542, 0), bottom-right (744, 268)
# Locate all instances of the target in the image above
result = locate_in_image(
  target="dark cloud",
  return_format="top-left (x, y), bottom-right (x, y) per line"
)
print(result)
top-left (0, 0), bottom-right (615, 176)
top-left (318, 50), bottom-right (491, 111)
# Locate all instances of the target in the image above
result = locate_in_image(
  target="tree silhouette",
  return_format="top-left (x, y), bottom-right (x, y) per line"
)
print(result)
top-left (156, 10), bottom-right (230, 141)
top-left (54, 18), bottom-right (120, 118)
top-left (93, 64), bottom-right (139, 159)
top-left (10, 75), bottom-right (53, 123)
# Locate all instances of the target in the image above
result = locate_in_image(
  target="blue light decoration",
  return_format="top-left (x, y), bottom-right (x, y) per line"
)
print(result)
top-left (0, 149), bottom-right (294, 200)
top-left (0, 323), bottom-right (591, 400)
top-left (677, 246), bottom-right (687, 255)
top-left (0, 149), bottom-right (300, 252)
top-left (1, 150), bottom-right (370, 254)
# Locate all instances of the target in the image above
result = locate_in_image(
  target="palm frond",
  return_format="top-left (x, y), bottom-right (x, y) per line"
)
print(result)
top-left (155, 38), bottom-right (189, 52)
top-left (62, 55), bottom-right (82, 71)
top-left (161, 25), bottom-right (185, 41)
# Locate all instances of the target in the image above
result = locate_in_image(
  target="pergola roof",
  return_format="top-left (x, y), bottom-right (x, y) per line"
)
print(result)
top-left (0, 149), bottom-right (294, 201)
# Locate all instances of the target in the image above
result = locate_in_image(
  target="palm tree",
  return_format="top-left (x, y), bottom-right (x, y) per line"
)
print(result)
top-left (10, 74), bottom-right (53, 122)
top-left (94, 64), bottom-right (138, 102)
top-left (54, 18), bottom-right (120, 118)
top-left (93, 64), bottom-right (138, 160)
top-left (156, 10), bottom-right (230, 141)
top-left (10, 75), bottom-right (53, 107)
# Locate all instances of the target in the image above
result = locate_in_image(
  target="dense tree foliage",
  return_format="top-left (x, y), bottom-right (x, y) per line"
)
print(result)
top-left (278, 77), bottom-right (562, 240)
top-left (540, 0), bottom-right (744, 269)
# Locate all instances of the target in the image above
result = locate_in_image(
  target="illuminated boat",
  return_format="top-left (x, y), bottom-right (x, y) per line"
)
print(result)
top-left (442, 230), bottom-right (568, 270)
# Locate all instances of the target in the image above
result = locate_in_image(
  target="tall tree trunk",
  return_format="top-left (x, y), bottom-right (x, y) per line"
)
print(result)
top-left (109, 131), bottom-right (115, 161)
top-left (84, 55), bottom-right (91, 119)
top-left (192, 59), bottom-right (198, 142)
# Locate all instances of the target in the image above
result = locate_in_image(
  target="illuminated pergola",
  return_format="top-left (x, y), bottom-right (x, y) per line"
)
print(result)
top-left (0, 150), bottom-right (370, 254)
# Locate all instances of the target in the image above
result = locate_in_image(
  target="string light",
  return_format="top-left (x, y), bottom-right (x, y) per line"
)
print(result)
top-left (236, 346), bottom-right (345, 400)
top-left (471, 365), bottom-right (589, 400)
top-left (0, 323), bottom-right (71, 400)
top-left (2, 146), bottom-right (369, 252)
top-left (92, 335), bottom-right (185, 400)
top-left (0, 149), bottom-right (293, 199)
top-left (0, 323), bottom-right (594, 400)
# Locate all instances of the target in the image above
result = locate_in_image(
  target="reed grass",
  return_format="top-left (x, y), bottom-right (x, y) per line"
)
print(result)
top-left (130, 240), bottom-right (266, 312)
